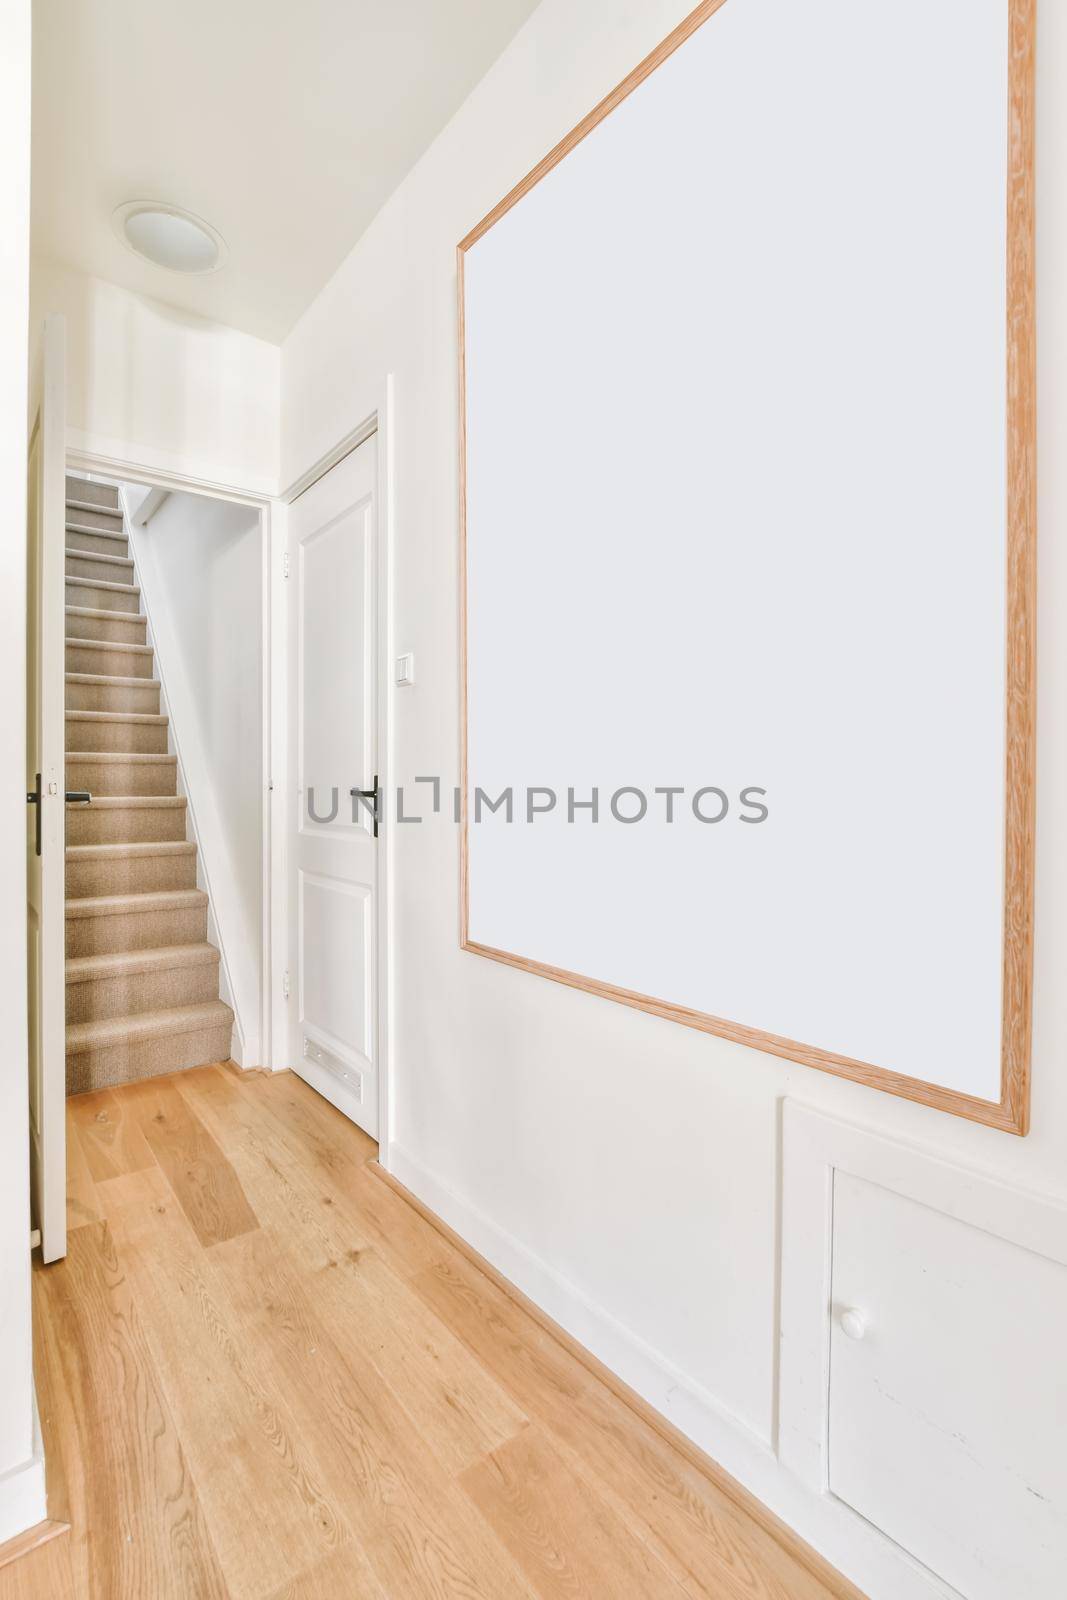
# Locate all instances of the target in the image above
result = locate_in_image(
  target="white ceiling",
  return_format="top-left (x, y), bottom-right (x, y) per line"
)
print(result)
top-left (31, 0), bottom-right (540, 342)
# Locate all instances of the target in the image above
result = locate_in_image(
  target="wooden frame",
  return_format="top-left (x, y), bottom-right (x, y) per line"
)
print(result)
top-left (457, 0), bottom-right (1036, 1134)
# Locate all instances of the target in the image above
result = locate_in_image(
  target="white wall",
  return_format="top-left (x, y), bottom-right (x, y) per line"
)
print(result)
top-left (32, 262), bottom-right (279, 494)
top-left (126, 489), bottom-right (265, 1065)
top-left (281, 1), bottom-right (1067, 1594)
top-left (0, 0), bottom-right (47, 1544)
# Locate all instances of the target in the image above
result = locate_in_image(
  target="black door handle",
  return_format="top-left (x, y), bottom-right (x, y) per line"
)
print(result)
top-left (27, 782), bottom-right (92, 857)
top-left (26, 773), bottom-right (41, 857)
top-left (349, 775), bottom-right (380, 839)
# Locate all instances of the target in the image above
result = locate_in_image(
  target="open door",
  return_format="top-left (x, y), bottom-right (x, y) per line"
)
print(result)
top-left (26, 314), bottom-right (66, 1264)
top-left (288, 434), bottom-right (380, 1138)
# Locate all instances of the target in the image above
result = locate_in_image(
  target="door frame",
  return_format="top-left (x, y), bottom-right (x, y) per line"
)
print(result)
top-left (66, 443), bottom-right (286, 1071)
top-left (280, 377), bottom-right (395, 1160)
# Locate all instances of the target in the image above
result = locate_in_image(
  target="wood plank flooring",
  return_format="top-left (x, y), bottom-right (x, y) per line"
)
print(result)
top-left (14, 1064), bottom-right (864, 1599)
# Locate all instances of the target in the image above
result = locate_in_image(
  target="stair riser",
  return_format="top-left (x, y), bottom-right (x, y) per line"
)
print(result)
top-left (65, 719), bottom-right (169, 755)
top-left (65, 680), bottom-right (161, 714)
top-left (66, 642), bottom-right (154, 679)
top-left (65, 610), bottom-right (146, 645)
top-left (66, 509), bottom-right (124, 536)
top-left (65, 803), bottom-right (187, 845)
top-left (65, 527), bottom-right (130, 556)
top-left (66, 581), bottom-right (140, 615)
top-left (66, 478), bottom-right (119, 511)
top-left (66, 904), bottom-right (207, 958)
top-left (66, 1022), bottom-right (231, 1095)
top-left (65, 552), bottom-right (135, 585)
top-left (66, 506), bottom-right (124, 534)
top-left (66, 960), bottom-right (220, 1024)
top-left (66, 757), bottom-right (177, 797)
top-left (66, 852), bottom-right (197, 898)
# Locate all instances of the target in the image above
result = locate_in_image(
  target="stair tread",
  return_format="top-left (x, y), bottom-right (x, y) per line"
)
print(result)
top-left (66, 841), bottom-right (195, 860)
top-left (65, 521), bottom-right (127, 540)
top-left (68, 751), bottom-right (175, 764)
top-left (66, 942), bottom-right (220, 981)
top-left (67, 795), bottom-right (186, 808)
top-left (66, 673), bottom-right (162, 689)
top-left (66, 887), bottom-right (208, 917)
top-left (65, 575), bottom-right (140, 596)
top-left (65, 547), bottom-right (133, 567)
top-left (66, 603), bottom-right (143, 618)
top-left (66, 709), bottom-right (167, 725)
top-left (66, 635), bottom-right (153, 654)
top-left (67, 999), bottom-right (233, 1053)
top-left (66, 498), bottom-right (122, 518)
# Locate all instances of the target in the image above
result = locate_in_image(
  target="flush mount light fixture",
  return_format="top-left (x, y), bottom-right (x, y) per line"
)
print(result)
top-left (112, 201), bottom-right (227, 274)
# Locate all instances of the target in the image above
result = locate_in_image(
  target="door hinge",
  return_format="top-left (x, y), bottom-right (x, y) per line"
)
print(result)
top-left (282, 970), bottom-right (291, 1000)
top-left (283, 551), bottom-right (290, 579)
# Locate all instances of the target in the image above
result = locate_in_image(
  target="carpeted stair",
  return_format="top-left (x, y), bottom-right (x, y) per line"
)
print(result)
top-left (64, 475), bottom-right (233, 1094)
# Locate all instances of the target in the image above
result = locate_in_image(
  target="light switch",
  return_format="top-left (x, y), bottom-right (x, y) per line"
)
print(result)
top-left (395, 652), bottom-right (415, 687)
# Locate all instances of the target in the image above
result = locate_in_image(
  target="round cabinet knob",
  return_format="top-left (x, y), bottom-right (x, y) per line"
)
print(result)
top-left (839, 1306), bottom-right (868, 1342)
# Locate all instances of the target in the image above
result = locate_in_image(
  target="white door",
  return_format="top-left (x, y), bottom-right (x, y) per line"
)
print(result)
top-left (26, 315), bottom-right (67, 1264)
top-left (288, 435), bottom-right (379, 1137)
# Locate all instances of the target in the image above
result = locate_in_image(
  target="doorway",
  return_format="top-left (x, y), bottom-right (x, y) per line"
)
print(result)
top-left (35, 432), bottom-right (282, 1262)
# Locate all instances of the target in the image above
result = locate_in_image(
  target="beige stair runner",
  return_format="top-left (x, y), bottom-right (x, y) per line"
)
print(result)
top-left (64, 475), bottom-right (233, 1093)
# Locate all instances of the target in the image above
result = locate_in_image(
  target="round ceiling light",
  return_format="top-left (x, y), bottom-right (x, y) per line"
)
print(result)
top-left (112, 201), bottom-right (227, 275)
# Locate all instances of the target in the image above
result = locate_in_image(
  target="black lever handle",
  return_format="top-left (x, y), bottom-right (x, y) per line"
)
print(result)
top-left (349, 774), bottom-right (380, 839)
top-left (27, 782), bottom-right (93, 857)
top-left (26, 773), bottom-right (41, 857)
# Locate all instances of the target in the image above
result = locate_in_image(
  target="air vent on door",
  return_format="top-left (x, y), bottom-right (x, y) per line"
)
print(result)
top-left (302, 1036), bottom-right (363, 1101)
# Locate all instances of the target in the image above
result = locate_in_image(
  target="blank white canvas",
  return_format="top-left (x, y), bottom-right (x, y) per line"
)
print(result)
top-left (463, 0), bottom-right (1008, 1098)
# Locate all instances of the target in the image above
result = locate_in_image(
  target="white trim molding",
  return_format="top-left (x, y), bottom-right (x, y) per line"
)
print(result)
top-left (280, 415), bottom-right (378, 504)
top-left (66, 431), bottom-right (277, 503)
top-left (374, 378), bottom-right (396, 1159)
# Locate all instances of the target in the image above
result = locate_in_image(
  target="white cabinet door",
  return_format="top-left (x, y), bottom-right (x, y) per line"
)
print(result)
top-left (829, 1171), bottom-right (1067, 1600)
top-left (288, 436), bottom-right (378, 1136)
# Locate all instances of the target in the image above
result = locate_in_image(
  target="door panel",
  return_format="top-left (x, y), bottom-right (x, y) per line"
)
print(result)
top-left (299, 872), bottom-right (373, 1061)
top-left (288, 436), bottom-right (378, 1136)
top-left (26, 315), bottom-right (67, 1263)
top-left (299, 509), bottom-right (373, 828)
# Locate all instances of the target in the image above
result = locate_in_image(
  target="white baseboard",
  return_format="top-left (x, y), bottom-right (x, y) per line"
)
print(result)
top-left (0, 1396), bottom-right (47, 1548)
top-left (0, 1459), bottom-right (46, 1549)
top-left (386, 1143), bottom-right (956, 1600)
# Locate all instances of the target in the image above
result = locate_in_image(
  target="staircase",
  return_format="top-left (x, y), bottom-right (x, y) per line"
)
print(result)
top-left (64, 475), bottom-right (234, 1095)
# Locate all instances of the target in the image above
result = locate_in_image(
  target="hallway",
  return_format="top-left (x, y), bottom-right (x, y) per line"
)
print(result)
top-left (20, 1068), bottom-right (859, 1599)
